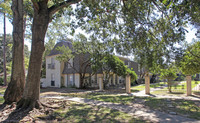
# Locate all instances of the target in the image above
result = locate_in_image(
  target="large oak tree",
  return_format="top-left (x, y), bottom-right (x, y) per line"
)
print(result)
top-left (17, 0), bottom-right (81, 110)
top-left (4, 0), bottom-right (25, 104)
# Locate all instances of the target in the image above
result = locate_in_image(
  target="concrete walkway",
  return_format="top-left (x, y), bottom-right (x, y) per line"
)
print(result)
top-left (131, 89), bottom-right (200, 101)
top-left (43, 95), bottom-right (200, 123)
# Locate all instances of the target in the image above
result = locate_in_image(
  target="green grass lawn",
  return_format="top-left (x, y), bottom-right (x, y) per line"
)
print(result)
top-left (0, 96), bottom-right (3, 105)
top-left (0, 87), bottom-right (6, 95)
top-left (0, 86), bottom-right (6, 104)
top-left (131, 82), bottom-right (167, 92)
top-left (152, 81), bottom-right (200, 95)
top-left (144, 98), bottom-right (200, 120)
top-left (62, 92), bottom-right (200, 120)
top-left (131, 84), bottom-right (145, 92)
top-left (38, 101), bottom-right (146, 123)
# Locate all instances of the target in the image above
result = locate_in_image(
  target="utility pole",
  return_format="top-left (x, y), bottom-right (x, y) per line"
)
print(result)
top-left (3, 6), bottom-right (7, 86)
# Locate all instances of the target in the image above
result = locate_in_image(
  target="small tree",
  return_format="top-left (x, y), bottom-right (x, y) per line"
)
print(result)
top-left (102, 55), bottom-right (137, 86)
top-left (56, 34), bottom-right (107, 88)
top-left (159, 66), bottom-right (177, 93)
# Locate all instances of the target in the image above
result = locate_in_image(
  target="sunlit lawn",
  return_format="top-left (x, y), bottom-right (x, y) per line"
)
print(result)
top-left (152, 81), bottom-right (200, 95)
top-left (38, 101), bottom-right (146, 123)
top-left (62, 92), bottom-right (200, 120)
top-left (131, 84), bottom-right (145, 92)
top-left (131, 82), bottom-right (166, 92)
top-left (0, 86), bottom-right (6, 104)
top-left (0, 87), bottom-right (6, 95)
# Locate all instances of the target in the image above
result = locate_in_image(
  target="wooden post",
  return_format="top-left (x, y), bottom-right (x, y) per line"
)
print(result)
top-left (99, 77), bottom-right (103, 91)
top-left (186, 75), bottom-right (192, 96)
top-left (145, 74), bottom-right (150, 94)
top-left (126, 75), bottom-right (131, 94)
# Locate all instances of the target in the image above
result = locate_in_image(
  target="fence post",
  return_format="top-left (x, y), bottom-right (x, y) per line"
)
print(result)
top-left (99, 77), bottom-right (104, 91)
top-left (126, 75), bottom-right (131, 94)
top-left (186, 75), bottom-right (192, 96)
top-left (145, 74), bottom-right (150, 94)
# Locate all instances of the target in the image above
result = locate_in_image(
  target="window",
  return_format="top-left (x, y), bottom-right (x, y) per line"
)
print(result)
top-left (68, 58), bottom-right (73, 68)
top-left (69, 74), bottom-right (74, 86)
top-left (51, 58), bottom-right (54, 63)
top-left (48, 58), bottom-right (55, 69)
top-left (51, 73), bottom-right (55, 86)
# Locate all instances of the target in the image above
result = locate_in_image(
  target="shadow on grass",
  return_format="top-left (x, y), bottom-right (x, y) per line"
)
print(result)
top-left (190, 94), bottom-right (200, 100)
top-left (130, 89), bottom-right (140, 93)
top-left (169, 92), bottom-right (184, 95)
top-left (193, 91), bottom-right (200, 96)
top-left (38, 103), bottom-right (142, 123)
top-left (2, 108), bottom-right (30, 122)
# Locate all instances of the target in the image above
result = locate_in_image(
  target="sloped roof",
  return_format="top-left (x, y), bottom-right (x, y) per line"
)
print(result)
top-left (48, 41), bottom-right (72, 56)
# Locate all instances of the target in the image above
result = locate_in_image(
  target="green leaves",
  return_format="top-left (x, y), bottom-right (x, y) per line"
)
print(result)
top-left (56, 45), bottom-right (74, 62)
top-left (103, 55), bottom-right (137, 80)
top-left (159, 64), bottom-right (177, 81)
top-left (179, 40), bottom-right (200, 75)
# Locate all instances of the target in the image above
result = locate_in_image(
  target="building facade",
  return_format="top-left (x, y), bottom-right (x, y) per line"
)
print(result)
top-left (42, 41), bottom-right (139, 88)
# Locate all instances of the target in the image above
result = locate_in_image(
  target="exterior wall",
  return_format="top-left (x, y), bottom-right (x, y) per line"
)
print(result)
top-left (97, 74), bottom-right (103, 85)
top-left (62, 53), bottom-right (93, 74)
top-left (65, 74), bottom-right (68, 87)
top-left (40, 78), bottom-right (46, 87)
top-left (45, 55), bottom-right (61, 87)
top-left (64, 74), bottom-right (76, 87)
top-left (75, 73), bottom-right (80, 88)
top-left (91, 74), bottom-right (98, 87)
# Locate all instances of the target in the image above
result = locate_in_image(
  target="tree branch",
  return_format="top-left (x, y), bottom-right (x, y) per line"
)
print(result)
top-left (49, 0), bottom-right (81, 16)
top-left (31, 0), bottom-right (39, 11)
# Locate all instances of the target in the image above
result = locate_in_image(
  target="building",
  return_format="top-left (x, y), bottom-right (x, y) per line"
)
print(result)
top-left (42, 41), bottom-right (138, 88)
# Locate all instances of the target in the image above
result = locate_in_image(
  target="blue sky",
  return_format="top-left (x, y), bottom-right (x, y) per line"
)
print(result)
top-left (0, 17), bottom-right (197, 51)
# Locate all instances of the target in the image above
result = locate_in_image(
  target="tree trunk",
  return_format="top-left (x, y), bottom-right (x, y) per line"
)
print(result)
top-left (4, 0), bottom-right (25, 104)
top-left (17, 3), bottom-right (49, 110)
top-left (79, 75), bottom-right (85, 89)
top-left (3, 7), bottom-right (7, 86)
top-left (167, 79), bottom-right (172, 93)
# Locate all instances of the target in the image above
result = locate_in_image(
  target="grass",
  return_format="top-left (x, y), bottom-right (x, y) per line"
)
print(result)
top-left (131, 84), bottom-right (145, 92)
top-left (63, 92), bottom-right (135, 105)
top-left (38, 101), bottom-right (146, 123)
top-left (131, 82), bottom-right (167, 92)
top-left (62, 92), bottom-right (200, 120)
top-left (0, 86), bottom-right (6, 105)
top-left (144, 98), bottom-right (200, 120)
top-left (150, 82), bottom-right (166, 88)
top-left (0, 96), bottom-right (4, 105)
top-left (152, 81), bottom-right (200, 95)
top-left (0, 86), bottom-right (6, 95)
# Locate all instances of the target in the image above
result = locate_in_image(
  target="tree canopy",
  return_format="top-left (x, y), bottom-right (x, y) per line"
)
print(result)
top-left (178, 40), bottom-right (200, 75)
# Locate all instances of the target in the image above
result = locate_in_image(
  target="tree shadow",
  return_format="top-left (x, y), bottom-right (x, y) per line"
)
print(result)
top-left (37, 103), bottom-right (141, 122)
top-left (0, 104), bottom-right (6, 111)
top-left (169, 92), bottom-right (184, 95)
top-left (2, 108), bottom-right (30, 122)
top-left (190, 94), bottom-right (200, 100)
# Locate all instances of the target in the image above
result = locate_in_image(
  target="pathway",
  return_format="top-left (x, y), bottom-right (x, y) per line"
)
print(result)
top-left (193, 84), bottom-right (200, 91)
top-left (131, 81), bottom-right (200, 100)
top-left (43, 95), bottom-right (199, 123)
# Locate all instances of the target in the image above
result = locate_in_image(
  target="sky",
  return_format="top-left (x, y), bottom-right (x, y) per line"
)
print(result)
top-left (0, 17), bottom-right (197, 51)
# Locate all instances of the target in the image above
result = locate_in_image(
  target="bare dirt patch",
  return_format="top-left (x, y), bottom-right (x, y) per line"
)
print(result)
top-left (0, 98), bottom-right (67, 122)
